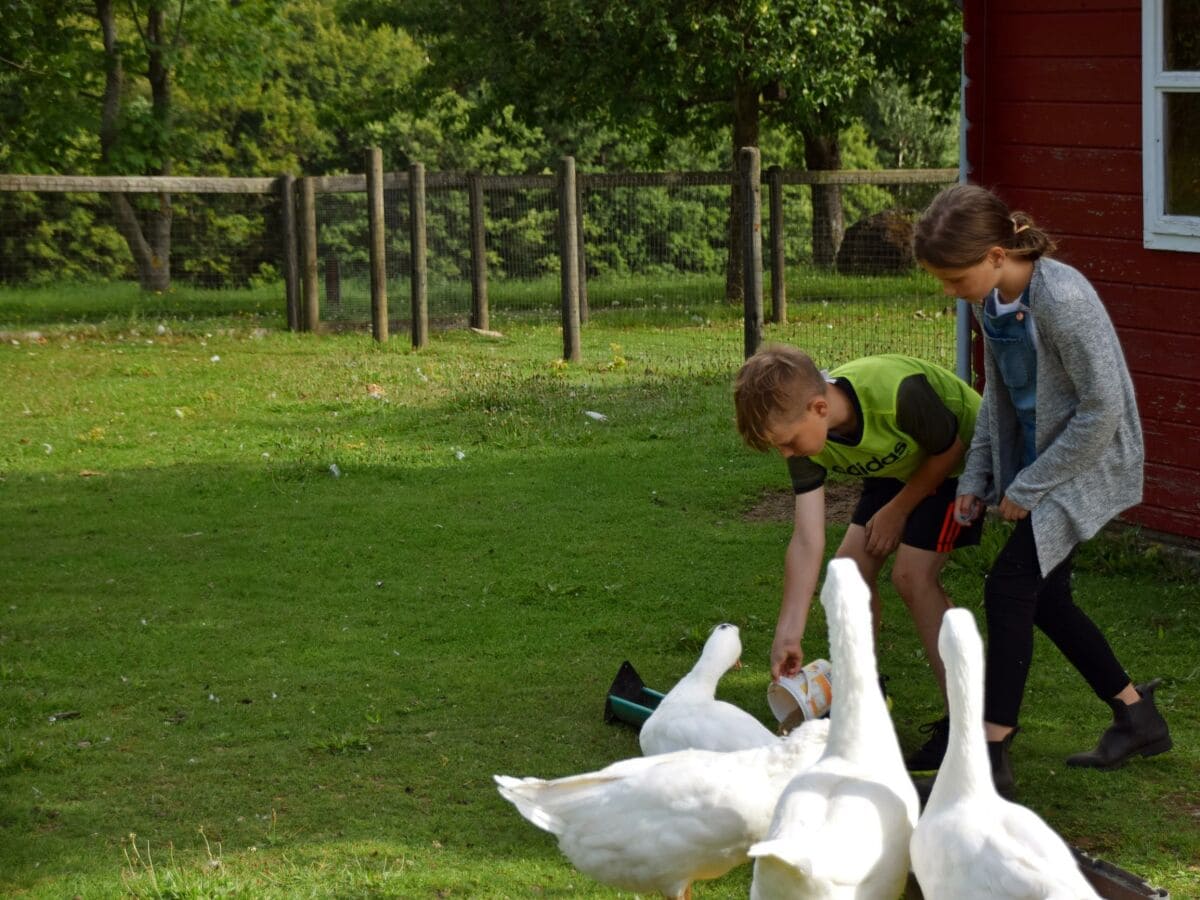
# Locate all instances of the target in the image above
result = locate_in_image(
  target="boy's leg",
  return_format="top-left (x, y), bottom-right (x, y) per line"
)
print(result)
top-left (891, 545), bottom-right (953, 701)
top-left (886, 475), bottom-right (982, 772)
top-left (839, 478), bottom-right (903, 639)
top-left (833, 524), bottom-right (887, 639)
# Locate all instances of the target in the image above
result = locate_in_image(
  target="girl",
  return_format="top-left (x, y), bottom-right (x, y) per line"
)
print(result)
top-left (912, 184), bottom-right (1171, 794)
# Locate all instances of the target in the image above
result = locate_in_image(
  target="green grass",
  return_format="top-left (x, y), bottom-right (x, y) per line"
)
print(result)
top-left (0, 281), bottom-right (283, 326)
top-left (0, 288), bottom-right (1196, 898)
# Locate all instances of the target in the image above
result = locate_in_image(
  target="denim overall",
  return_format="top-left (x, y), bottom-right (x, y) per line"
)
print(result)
top-left (982, 289), bottom-right (1038, 467)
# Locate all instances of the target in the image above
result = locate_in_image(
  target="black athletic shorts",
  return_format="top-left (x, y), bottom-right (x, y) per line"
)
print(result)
top-left (849, 476), bottom-right (983, 553)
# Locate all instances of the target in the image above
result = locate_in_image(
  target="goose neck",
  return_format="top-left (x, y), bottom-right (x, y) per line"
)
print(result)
top-left (933, 663), bottom-right (993, 801)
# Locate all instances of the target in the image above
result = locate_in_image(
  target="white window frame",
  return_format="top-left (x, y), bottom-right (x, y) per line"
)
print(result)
top-left (1142, 0), bottom-right (1200, 252)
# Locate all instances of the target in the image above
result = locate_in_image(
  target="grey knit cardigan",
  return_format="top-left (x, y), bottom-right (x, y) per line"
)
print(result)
top-left (957, 256), bottom-right (1144, 575)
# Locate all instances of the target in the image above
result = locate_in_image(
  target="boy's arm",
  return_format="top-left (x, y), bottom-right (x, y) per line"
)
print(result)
top-left (864, 437), bottom-right (967, 555)
top-left (864, 372), bottom-right (972, 555)
top-left (774, 486), bottom-right (826, 680)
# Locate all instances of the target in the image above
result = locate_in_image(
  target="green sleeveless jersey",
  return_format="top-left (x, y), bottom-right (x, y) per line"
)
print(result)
top-left (809, 355), bottom-right (980, 483)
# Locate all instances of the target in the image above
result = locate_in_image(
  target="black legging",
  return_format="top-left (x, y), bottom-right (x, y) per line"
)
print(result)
top-left (983, 517), bottom-right (1130, 727)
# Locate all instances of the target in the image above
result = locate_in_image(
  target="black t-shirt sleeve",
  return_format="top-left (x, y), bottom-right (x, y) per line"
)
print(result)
top-left (787, 455), bottom-right (828, 494)
top-left (895, 373), bottom-right (960, 455)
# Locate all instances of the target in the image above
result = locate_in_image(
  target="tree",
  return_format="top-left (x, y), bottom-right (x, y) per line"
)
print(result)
top-left (93, 0), bottom-right (176, 291)
top-left (3, 0), bottom-right (558, 288)
top-left (355, 0), bottom-right (889, 299)
top-left (1, 1), bottom-right (289, 290)
top-left (92, 0), bottom-right (298, 291)
top-left (0, 4), bottom-right (98, 173)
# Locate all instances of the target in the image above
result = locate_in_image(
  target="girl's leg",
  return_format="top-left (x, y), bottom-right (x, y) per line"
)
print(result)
top-left (1030, 557), bottom-right (1132, 701)
top-left (982, 517), bottom-right (1042, 734)
top-left (1032, 541), bottom-right (1173, 767)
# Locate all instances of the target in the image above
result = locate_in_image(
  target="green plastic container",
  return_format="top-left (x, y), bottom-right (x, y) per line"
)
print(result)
top-left (603, 660), bottom-right (665, 728)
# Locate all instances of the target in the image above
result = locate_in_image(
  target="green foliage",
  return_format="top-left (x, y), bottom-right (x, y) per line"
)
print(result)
top-left (858, 81), bottom-right (959, 170)
top-left (2, 0), bottom-right (963, 299)
top-left (0, 3), bottom-right (100, 173)
top-left (583, 184), bottom-right (728, 278)
top-left (372, 0), bottom-right (891, 147)
top-left (0, 193), bottom-right (132, 284)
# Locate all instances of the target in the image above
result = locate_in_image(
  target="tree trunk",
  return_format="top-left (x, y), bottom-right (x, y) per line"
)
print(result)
top-left (95, 0), bottom-right (173, 292)
top-left (725, 77), bottom-right (759, 304)
top-left (801, 126), bottom-right (843, 269)
top-left (143, 4), bottom-right (172, 290)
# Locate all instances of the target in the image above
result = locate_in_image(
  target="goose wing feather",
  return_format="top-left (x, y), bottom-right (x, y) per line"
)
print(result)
top-left (495, 746), bottom-right (785, 895)
top-left (750, 768), bottom-right (913, 887)
top-left (913, 802), bottom-right (1099, 899)
top-left (640, 697), bottom-right (777, 755)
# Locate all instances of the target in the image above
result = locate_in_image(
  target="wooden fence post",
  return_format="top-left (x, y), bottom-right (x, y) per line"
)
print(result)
top-left (409, 162), bottom-right (429, 349)
top-left (558, 156), bottom-right (582, 363)
top-left (467, 171), bottom-right (489, 332)
top-left (365, 146), bottom-right (389, 342)
top-left (575, 176), bottom-right (589, 324)
top-left (739, 147), bottom-right (763, 360)
top-left (767, 164), bottom-right (787, 325)
top-left (279, 174), bottom-right (300, 331)
top-left (299, 176), bottom-right (320, 332)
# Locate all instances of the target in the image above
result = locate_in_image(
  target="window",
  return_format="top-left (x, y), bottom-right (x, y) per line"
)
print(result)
top-left (1142, 0), bottom-right (1200, 251)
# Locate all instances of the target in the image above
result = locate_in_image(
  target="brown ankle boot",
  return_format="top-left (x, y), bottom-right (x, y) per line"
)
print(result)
top-left (988, 728), bottom-right (1017, 799)
top-left (911, 727), bottom-right (1019, 806)
top-left (1065, 679), bottom-right (1172, 769)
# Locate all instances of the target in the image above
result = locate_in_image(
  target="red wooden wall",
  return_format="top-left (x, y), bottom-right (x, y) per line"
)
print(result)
top-left (963, 0), bottom-right (1200, 540)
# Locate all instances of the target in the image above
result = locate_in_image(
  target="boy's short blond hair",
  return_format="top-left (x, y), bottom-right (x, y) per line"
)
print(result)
top-left (734, 345), bottom-right (827, 451)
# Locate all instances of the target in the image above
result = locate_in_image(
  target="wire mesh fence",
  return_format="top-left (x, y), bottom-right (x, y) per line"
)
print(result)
top-left (0, 187), bottom-right (285, 290)
top-left (0, 165), bottom-right (959, 364)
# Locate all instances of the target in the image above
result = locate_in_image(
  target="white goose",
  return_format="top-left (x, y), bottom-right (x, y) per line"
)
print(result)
top-left (640, 622), bottom-right (778, 755)
top-left (910, 609), bottom-right (1101, 899)
top-left (494, 717), bottom-right (829, 899)
top-left (748, 558), bottom-right (919, 899)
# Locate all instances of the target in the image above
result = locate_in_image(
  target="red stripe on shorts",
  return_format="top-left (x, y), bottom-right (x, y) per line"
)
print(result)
top-left (936, 503), bottom-right (960, 553)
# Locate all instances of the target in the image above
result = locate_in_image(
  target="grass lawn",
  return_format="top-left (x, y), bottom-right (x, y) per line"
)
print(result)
top-left (0, 286), bottom-right (1197, 898)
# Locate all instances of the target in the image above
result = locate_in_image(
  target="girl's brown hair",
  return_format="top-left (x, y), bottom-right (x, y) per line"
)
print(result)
top-left (734, 345), bottom-right (826, 452)
top-left (913, 183), bottom-right (1056, 269)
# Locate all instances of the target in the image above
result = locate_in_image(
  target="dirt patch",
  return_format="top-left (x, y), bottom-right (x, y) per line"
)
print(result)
top-left (743, 480), bottom-right (860, 524)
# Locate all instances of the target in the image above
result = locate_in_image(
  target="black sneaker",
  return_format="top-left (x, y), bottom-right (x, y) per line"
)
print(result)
top-left (906, 716), bottom-right (950, 772)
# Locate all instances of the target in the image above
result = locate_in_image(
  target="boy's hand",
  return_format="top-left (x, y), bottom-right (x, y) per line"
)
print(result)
top-left (863, 503), bottom-right (905, 556)
top-left (771, 632), bottom-right (804, 681)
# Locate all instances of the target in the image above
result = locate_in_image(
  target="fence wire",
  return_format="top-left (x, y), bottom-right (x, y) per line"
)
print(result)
top-left (0, 189), bottom-right (283, 291)
top-left (0, 168), bottom-right (958, 365)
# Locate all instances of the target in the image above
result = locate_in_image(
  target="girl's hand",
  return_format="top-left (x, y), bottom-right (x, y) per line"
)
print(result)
top-left (954, 494), bottom-right (983, 525)
top-left (998, 495), bottom-right (1030, 521)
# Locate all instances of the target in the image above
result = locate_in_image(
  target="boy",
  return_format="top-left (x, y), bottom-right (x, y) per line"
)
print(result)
top-left (734, 346), bottom-right (982, 771)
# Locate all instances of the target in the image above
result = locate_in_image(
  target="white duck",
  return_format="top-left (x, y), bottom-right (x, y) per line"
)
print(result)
top-left (748, 558), bottom-right (919, 899)
top-left (640, 622), bottom-right (778, 755)
top-left (910, 609), bottom-right (1101, 899)
top-left (494, 716), bottom-right (829, 899)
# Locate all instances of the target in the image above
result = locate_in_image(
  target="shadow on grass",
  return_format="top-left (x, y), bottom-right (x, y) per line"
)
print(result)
top-left (0, 419), bottom-right (789, 894)
top-left (1, 356), bottom-right (1197, 896)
